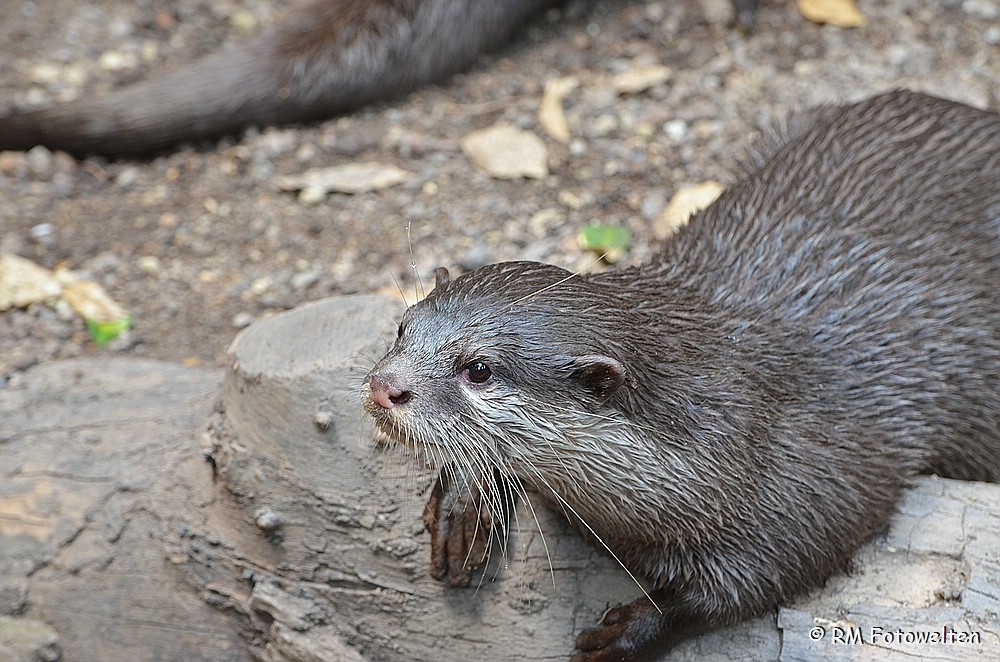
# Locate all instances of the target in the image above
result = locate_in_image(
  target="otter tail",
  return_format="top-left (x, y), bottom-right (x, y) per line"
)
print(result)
top-left (0, 0), bottom-right (551, 158)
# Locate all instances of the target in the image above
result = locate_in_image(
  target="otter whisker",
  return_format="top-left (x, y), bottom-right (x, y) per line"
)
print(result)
top-left (508, 251), bottom-right (609, 309)
top-left (427, 427), bottom-right (511, 584)
top-left (386, 267), bottom-right (410, 309)
top-left (466, 432), bottom-right (518, 574)
top-left (405, 220), bottom-right (425, 302)
top-left (518, 462), bottom-right (661, 612)
top-left (506, 479), bottom-right (557, 590)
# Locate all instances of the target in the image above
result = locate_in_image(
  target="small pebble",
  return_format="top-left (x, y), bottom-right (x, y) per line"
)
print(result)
top-left (136, 256), bottom-right (162, 275)
top-left (98, 50), bottom-right (137, 72)
top-left (663, 119), bottom-right (688, 142)
top-left (0, 151), bottom-right (28, 178)
top-left (115, 167), bottom-right (141, 188)
top-left (232, 312), bottom-right (255, 329)
top-left (52, 152), bottom-right (77, 176)
top-left (290, 270), bottom-right (320, 290)
top-left (254, 508), bottom-right (283, 532)
top-left (591, 114), bottom-right (619, 137)
top-left (29, 63), bottom-right (61, 85)
top-left (295, 143), bottom-right (318, 162)
top-left (28, 223), bottom-right (55, 245)
top-left (231, 10), bottom-right (260, 33)
top-left (640, 189), bottom-right (669, 221)
top-left (26, 145), bottom-right (54, 180)
top-left (963, 0), bottom-right (999, 20)
top-left (298, 186), bottom-right (326, 205)
top-left (314, 409), bottom-right (334, 431)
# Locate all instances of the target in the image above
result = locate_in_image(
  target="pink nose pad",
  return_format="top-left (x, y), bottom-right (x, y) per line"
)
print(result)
top-left (368, 374), bottom-right (412, 409)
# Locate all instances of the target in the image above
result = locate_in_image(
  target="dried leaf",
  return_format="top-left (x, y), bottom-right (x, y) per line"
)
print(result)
top-left (274, 162), bottom-right (414, 198)
top-left (797, 0), bottom-right (868, 28)
top-left (539, 76), bottom-right (579, 143)
top-left (61, 279), bottom-right (129, 324)
top-left (1, 254), bottom-right (132, 345)
top-left (0, 253), bottom-right (62, 311)
top-left (57, 269), bottom-right (132, 345)
top-left (460, 124), bottom-right (548, 179)
top-left (60, 278), bottom-right (132, 345)
top-left (613, 64), bottom-right (672, 95)
top-left (655, 181), bottom-right (724, 239)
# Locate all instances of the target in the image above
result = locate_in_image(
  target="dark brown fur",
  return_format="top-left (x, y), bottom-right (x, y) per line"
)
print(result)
top-left (363, 90), bottom-right (1000, 660)
top-left (0, 0), bottom-right (761, 158)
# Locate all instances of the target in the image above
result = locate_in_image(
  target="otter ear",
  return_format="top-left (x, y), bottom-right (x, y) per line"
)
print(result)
top-left (569, 355), bottom-right (626, 404)
top-left (434, 267), bottom-right (451, 288)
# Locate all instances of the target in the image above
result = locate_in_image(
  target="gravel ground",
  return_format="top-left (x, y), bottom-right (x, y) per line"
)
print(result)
top-left (1, 0), bottom-right (998, 380)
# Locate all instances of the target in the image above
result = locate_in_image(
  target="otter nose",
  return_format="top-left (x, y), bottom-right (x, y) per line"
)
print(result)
top-left (368, 373), bottom-right (413, 409)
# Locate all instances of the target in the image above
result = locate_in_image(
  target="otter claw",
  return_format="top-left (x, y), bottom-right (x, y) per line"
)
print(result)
top-left (573, 606), bottom-right (636, 661)
top-left (573, 628), bottom-right (629, 661)
top-left (422, 471), bottom-right (493, 587)
top-left (573, 593), bottom-right (691, 662)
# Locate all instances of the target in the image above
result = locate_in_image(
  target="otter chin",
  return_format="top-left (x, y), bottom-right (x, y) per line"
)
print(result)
top-left (362, 89), bottom-right (1000, 661)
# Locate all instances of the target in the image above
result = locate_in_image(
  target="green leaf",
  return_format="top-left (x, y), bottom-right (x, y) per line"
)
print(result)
top-left (578, 225), bottom-right (631, 262)
top-left (85, 315), bottom-right (132, 347)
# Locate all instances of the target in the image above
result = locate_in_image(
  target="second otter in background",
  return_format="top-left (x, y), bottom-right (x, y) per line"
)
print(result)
top-left (0, 0), bottom-right (757, 158)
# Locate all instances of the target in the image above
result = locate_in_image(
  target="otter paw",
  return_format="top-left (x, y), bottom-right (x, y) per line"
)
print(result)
top-left (573, 598), bottom-right (671, 662)
top-left (572, 607), bottom-right (634, 661)
top-left (422, 472), bottom-right (494, 587)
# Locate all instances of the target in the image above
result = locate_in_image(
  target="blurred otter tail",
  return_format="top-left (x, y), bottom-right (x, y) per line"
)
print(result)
top-left (0, 0), bottom-right (551, 158)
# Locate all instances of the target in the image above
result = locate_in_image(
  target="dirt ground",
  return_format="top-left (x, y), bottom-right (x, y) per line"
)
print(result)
top-left (1, 0), bottom-right (998, 378)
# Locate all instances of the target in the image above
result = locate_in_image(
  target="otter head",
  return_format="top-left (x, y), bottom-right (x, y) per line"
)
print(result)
top-left (362, 261), bottom-right (631, 475)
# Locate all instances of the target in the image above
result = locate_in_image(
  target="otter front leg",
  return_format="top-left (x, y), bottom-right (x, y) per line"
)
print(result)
top-left (573, 590), bottom-right (709, 662)
top-left (422, 466), bottom-right (516, 587)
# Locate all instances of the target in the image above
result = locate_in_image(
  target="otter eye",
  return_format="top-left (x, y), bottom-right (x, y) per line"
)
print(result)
top-left (463, 361), bottom-right (492, 384)
top-left (396, 322), bottom-right (403, 339)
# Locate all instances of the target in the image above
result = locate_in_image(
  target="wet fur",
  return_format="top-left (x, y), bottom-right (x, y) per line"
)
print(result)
top-left (364, 90), bottom-right (1000, 658)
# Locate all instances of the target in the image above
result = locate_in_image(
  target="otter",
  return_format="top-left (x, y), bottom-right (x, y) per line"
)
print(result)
top-left (0, 0), bottom-right (757, 158)
top-left (362, 89), bottom-right (1000, 660)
